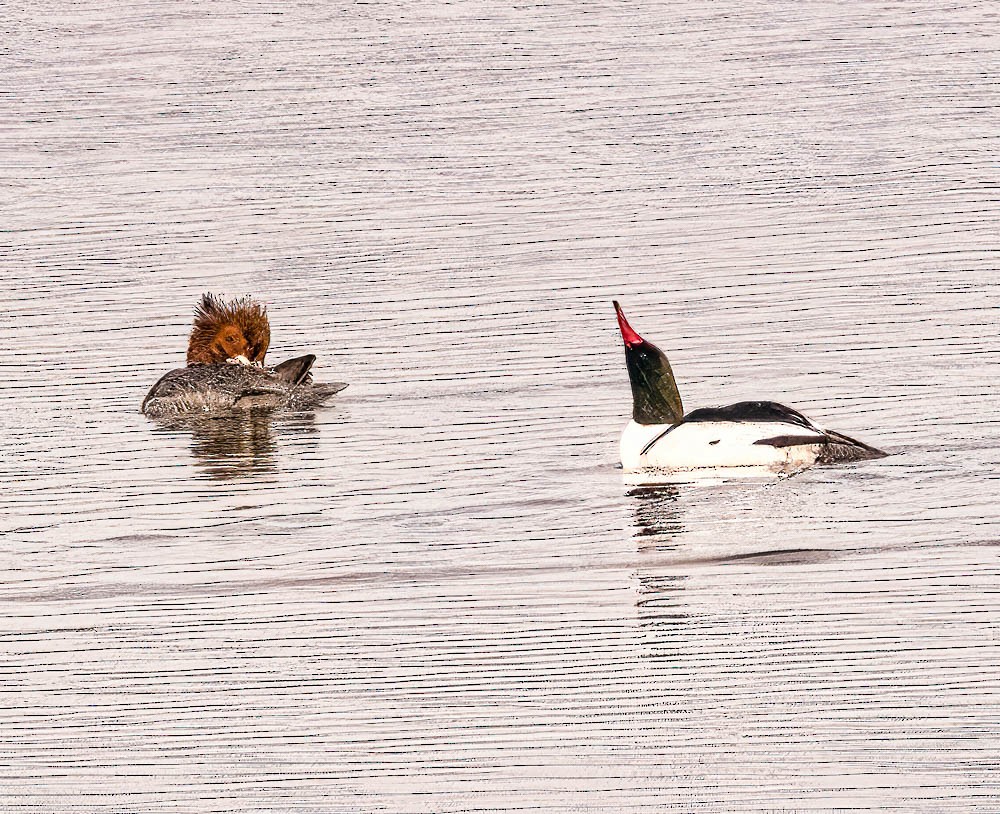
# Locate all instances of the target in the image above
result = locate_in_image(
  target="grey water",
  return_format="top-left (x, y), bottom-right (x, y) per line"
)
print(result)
top-left (2, 1), bottom-right (998, 811)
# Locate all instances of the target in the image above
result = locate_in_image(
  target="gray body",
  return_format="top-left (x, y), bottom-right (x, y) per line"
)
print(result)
top-left (141, 355), bottom-right (347, 418)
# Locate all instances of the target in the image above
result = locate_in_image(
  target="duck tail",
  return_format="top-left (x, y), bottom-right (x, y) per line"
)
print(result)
top-left (308, 382), bottom-right (349, 405)
top-left (818, 429), bottom-right (888, 463)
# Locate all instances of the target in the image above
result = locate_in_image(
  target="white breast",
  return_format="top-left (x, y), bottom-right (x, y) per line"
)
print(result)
top-left (620, 419), bottom-right (826, 474)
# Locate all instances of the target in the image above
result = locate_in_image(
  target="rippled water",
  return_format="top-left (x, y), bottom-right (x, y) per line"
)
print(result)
top-left (2, 1), bottom-right (998, 811)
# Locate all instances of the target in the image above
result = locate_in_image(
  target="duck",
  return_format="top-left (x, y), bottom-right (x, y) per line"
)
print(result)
top-left (141, 294), bottom-right (347, 418)
top-left (613, 300), bottom-right (886, 475)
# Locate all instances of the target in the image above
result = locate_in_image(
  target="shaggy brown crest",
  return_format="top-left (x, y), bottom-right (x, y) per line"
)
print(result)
top-left (186, 294), bottom-right (271, 366)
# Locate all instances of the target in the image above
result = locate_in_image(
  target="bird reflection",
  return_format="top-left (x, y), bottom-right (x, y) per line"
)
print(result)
top-left (151, 410), bottom-right (321, 480)
top-left (627, 485), bottom-right (691, 661)
top-left (636, 572), bottom-right (689, 663)
top-left (628, 485), bottom-right (684, 551)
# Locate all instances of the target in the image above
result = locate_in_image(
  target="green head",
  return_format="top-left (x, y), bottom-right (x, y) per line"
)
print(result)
top-left (614, 301), bottom-right (684, 426)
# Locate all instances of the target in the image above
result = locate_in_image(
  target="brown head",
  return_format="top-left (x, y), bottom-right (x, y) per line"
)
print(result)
top-left (186, 293), bottom-right (271, 365)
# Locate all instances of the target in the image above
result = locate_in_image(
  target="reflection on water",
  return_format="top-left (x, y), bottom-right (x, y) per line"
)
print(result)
top-left (628, 486), bottom-right (683, 549)
top-left (152, 411), bottom-right (278, 479)
top-left (636, 573), bottom-right (690, 662)
top-left (150, 410), bottom-right (322, 480)
top-left (624, 467), bottom-right (796, 488)
top-left (631, 487), bottom-right (691, 662)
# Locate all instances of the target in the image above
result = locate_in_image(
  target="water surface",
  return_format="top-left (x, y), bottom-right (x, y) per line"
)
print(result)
top-left (2, 1), bottom-right (998, 811)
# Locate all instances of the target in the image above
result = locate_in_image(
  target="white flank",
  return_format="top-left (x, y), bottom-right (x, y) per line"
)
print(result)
top-left (620, 419), bottom-right (826, 475)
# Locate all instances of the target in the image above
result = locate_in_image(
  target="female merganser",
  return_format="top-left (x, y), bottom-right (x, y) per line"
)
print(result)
top-left (614, 301), bottom-right (886, 475)
top-left (141, 294), bottom-right (347, 418)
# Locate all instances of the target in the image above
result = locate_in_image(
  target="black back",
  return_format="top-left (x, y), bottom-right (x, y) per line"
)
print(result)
top-left (683, 400), bottom-right (816, 429)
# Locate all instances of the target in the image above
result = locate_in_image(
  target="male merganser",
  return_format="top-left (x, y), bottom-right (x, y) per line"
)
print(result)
top-left (614, 301), bottom-right (886, 475)
top-left (141, 294), bottom-right (347, 418)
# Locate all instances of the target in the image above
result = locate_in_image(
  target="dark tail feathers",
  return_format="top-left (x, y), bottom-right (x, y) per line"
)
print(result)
top-left (272, 354), bottom-right (316, 385)
top-left (817, 429), bottom-right (888, 463)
